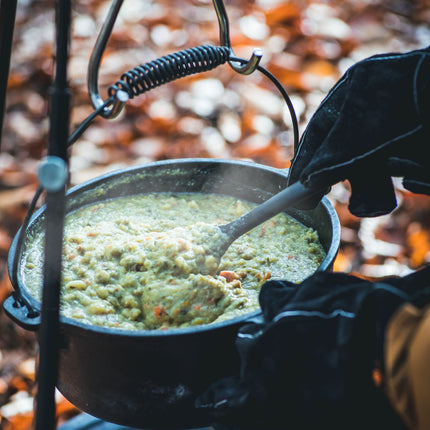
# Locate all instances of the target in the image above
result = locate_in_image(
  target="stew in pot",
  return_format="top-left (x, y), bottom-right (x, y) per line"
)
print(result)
top-left (22, 192), bottom-right (325, 330)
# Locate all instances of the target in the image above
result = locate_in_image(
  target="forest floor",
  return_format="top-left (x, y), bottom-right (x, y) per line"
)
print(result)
top-left (1, 0), bottom-right (430, 428)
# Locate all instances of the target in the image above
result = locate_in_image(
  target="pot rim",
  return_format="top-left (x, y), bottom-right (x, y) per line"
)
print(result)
top-left (8, 158), bottom-right (341, 337)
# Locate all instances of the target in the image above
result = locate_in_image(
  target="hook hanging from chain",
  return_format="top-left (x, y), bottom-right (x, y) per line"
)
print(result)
top-left (88, 0), bottom-right (263, 119)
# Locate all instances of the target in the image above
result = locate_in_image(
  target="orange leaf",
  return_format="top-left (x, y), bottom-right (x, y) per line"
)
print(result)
top-left (265, 3), bottom-right (300, 26)
top-left (2, 413), bottom-right (34, 430)
top-left (333, 251), bottom-right (351, 273)
top-left (407, 223), bottom-right (430, 268)
top-left (55, 393), bottom-right (80, 417)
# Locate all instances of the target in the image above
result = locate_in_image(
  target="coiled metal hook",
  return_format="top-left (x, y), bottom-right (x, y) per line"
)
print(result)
top-left (88, 0), bottom-right (263, 119)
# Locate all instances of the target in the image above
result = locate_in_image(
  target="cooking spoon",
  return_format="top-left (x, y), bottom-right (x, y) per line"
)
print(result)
top-left (117, 182), bottom-right (322, 278)
top-left (208, 181), bottom-right (323, 261)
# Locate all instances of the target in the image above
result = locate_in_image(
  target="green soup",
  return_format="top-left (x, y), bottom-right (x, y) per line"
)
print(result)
top-left (22, 192), bottom-right (325, 330)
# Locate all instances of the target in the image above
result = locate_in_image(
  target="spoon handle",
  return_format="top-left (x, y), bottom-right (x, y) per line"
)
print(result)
top-left (219, 182), bottom-right (322, 245)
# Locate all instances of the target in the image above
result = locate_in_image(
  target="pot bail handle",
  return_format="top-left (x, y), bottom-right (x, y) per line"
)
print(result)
top-left (107, 44), bottom-right (231, 102)
top-left (88, 0), bottom-right (263, 119)
top-left (3, 294), bottom-right (40, 331)
top-left (106, 52), bottom-right (299, 151)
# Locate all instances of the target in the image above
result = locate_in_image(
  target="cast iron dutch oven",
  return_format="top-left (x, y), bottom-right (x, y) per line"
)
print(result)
top-left (4, 158), bottom-right (340, 429)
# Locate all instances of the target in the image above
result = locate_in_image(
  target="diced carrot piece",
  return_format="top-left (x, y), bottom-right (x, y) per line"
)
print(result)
top-left (154, 306), bottom-right (165, 318)
top-left (219, 271), bottom-right (240, 282)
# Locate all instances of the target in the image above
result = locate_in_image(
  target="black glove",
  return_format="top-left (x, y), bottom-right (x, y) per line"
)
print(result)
top-left (196, 267), bottom-right (430, 430)
top-left (287, 47), bottom-right (430, 217)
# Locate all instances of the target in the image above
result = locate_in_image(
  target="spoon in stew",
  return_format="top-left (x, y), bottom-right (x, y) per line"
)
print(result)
top-left (204, 181), bottom-right (324, 263)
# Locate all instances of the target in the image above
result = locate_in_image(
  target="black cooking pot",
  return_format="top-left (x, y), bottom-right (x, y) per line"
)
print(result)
top-left (4, 158), bottom-right (340, 429)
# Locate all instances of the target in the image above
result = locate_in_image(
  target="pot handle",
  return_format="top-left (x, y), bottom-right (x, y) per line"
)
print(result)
top-left (71, 0), bottom-right (299, 147)
top-left (5, 186), bottom-right (43, 331)
top-left (88, 0), bottom-right (263, 119)
top-left (107, 53), bottom-right (298, 146)
top-left (3, 294), bottom-right (40, 331)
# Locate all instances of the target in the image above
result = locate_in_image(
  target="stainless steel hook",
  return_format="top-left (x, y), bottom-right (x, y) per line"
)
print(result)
top-left (87, 0), bottom-right (263, 118)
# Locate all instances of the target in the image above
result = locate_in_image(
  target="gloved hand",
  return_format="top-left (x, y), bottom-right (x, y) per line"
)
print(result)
top-left (287, 47), bottom-right (430, 217)
top-left (196, 268), bottom-right (430, 430)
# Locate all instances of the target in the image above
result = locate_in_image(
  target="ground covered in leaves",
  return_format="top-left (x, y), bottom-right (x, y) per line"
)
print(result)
top-left (1, 0), bottom-right (430, 428)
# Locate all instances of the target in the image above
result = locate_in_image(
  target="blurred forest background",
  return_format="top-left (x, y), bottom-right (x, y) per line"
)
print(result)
top-left (1, 0), bottom-right (430, 428)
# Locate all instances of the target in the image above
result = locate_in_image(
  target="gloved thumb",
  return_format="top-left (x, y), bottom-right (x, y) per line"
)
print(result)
top-left (347, 170), bottom-right (397, 217)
